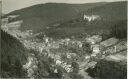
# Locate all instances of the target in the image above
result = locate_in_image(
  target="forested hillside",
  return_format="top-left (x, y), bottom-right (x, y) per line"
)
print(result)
top-left (4, 2), bottom-right (107, 32)
top-left (1, 30), bottom-right (28, 78)
top-left (45, 1), bottom-right (127, 38)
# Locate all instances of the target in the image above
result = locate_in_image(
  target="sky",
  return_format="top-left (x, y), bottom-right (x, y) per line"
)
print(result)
top-left (2, 0), bottom-right (126, 14)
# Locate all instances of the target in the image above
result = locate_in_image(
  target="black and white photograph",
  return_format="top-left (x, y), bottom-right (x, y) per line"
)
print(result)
top-left (1, 0), bottom-right (127, 79)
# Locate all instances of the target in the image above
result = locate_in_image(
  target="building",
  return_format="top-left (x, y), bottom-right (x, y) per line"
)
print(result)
top-left (91, 44), bottom-right (100, 54)
top-left (86, 35), bottom-right (102, 44)
top-left (100, 37), bottom-right (119, 47)
top-left (83, 14), bottom-right (100, 22)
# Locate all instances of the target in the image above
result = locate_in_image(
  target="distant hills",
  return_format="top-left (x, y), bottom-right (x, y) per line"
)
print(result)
top-left (5, 2), bottom-right (107, 32)
top-left (84, 1), bottom-right (127, 22)
top-left (45, 1), bottom-right (127, 38)
top-left (5, 1), bottom-right (127, 38)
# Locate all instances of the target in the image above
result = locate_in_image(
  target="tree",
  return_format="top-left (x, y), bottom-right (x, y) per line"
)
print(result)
top-left (82, 42), bottom-right (92, 55)
top-left (71, 62), bottom-right (79, 73)
top-left (110, 20), bottom-right (127, 39)
top-left (69, 62), bottom-right (84, 79)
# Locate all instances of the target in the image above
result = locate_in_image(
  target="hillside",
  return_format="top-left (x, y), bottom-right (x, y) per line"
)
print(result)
top-left (1, 30), bottom-right (28, 78)
top-left (5, 2), bottom-right (107, 32)
top-left (45, 1), bottom-right (127, 38)
top-left (86, 58), bottom-right (127, 79)
top-left (85, 1), bottom-right (126, 19)
top-left (1, 1), bottom-right (127, 78)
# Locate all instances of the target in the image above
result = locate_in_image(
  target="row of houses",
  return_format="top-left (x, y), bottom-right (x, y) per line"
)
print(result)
top-left (23, 38), bottom-right (74, 73)
top-left (23, 55), bottom-right (38, 78)
top-left (102, 40), bottom-right (127, 55)
top-left (85, 35), bottom-right (102, 56)
top-left (85, 34), bottom-right (127, 60)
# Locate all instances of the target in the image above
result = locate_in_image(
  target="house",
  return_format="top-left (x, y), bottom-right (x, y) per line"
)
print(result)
top-left (85, 56), bottom-right (91, 59)
top-left (54, 69), bottom-right (58, 73)
top-left (105, 50), bottom-right (127, 63)
top-left (86, 37), bottom-right (95, 44)
top-left (102, 40), bottom-right (127, 54)
top-left (54, 55), bottom-right (61, 60)
top-left (86, 35), bottom-right (102, 44)
top-left (66, 53), bottom-right (77, 59)
top-left (83, 14), bottom-right (100, 22)
top-left (56, 60), bottom-right (62, 65)
top-left (100, 37), bottom-right (119, 47)
top-left (61, 62), bottom-right (72, 73)
top-left (91, 44), bottom-right (100, 54)
top-left (67, 54), bottom-right (71, 59)
top-left (43, 35), bottom-right (49, 44)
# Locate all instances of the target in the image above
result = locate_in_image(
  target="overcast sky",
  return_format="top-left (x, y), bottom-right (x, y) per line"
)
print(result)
top-left (2, 0), bottom-right (126, 14)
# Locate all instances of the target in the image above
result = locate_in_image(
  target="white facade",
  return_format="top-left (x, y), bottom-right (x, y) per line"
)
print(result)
top-left (91, 44), bottom-right (100, 54)
top-left (86, 35), bottom-right (102, 44)
top-left (83, 14), bottom-right (100, 22)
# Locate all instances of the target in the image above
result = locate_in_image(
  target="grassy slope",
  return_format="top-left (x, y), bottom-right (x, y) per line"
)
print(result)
top-left (5, 2), bottom-right (107, 32)
top-left (1, 30), bottom-right (28, 78)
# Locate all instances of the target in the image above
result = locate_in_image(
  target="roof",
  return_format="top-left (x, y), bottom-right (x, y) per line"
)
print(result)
top-left (105, 51), bottom-right (127, 64)
top-left (86, 35), bottom-right (102, 44)
top-left (100, 37), bottom-right (119, 47)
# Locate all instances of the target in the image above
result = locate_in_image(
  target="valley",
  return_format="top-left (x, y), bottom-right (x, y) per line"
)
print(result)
top-left (1, 1), bottom-right (127, 79)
